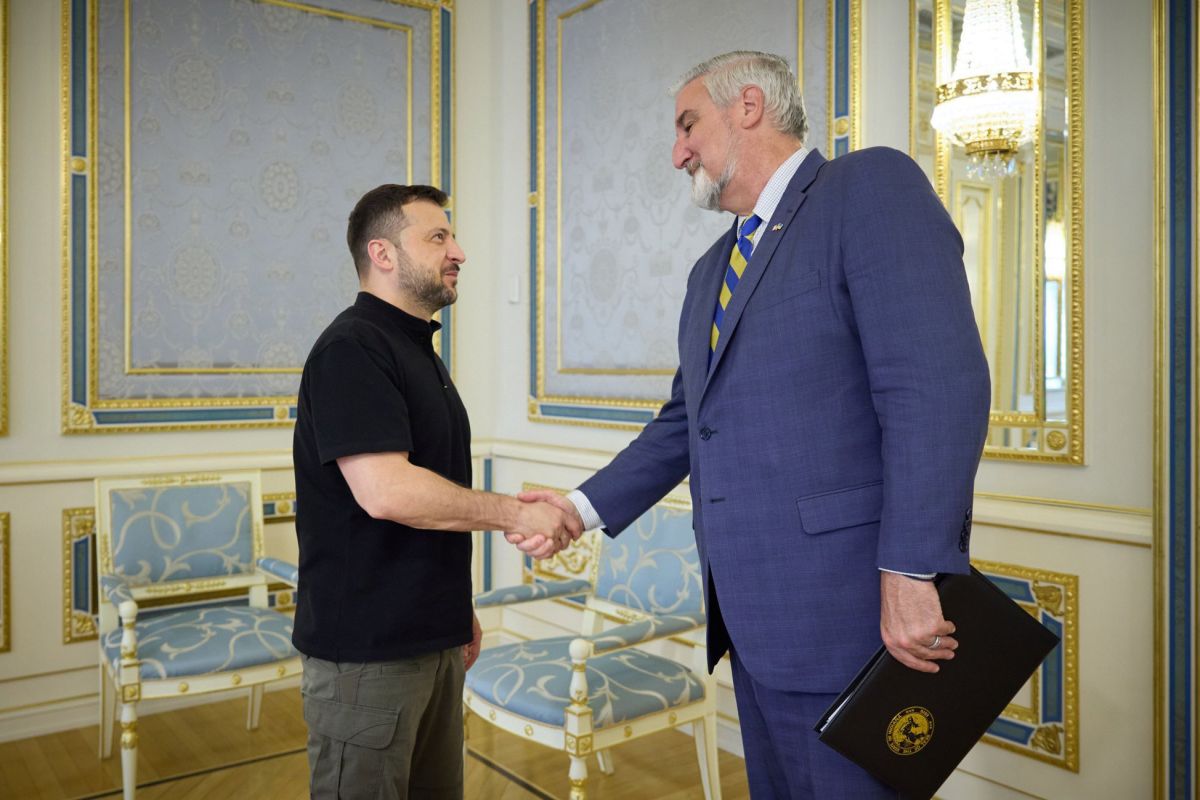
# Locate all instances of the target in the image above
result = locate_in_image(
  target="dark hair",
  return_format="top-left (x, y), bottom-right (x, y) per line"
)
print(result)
top-left (347, 184), bottom-right (448, 277)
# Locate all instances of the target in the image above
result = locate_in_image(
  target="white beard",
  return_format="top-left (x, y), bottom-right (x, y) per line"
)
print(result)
top-left (689, 153), bottom-right (736, 211)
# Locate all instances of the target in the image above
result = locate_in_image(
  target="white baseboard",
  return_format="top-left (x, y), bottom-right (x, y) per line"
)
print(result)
top-left (0, 675), bottom-right (301, 743)
top-left (0, 694), bottom-right (100, 743)
top-left (936, 767), bottom-right (1033, 799)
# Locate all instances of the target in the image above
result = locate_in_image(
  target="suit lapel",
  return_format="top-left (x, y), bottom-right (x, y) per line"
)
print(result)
top-left (701, 150), bottom-right (827, 398)
top-left (683, 221), bottom-right (738, 403)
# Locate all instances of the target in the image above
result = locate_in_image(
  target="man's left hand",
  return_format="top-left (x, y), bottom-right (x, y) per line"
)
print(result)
top-left (463, 612), bottom-right (483, 670)
top-left (880, 571), bottom-right (956, 673)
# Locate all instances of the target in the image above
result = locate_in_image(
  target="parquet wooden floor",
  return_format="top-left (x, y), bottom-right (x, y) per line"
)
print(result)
top-left (0, 690), bottom-right (750, 799)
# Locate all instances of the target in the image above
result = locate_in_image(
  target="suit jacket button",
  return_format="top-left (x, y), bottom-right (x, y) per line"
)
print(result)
top-left (699, 427), bottom-right (712, 440)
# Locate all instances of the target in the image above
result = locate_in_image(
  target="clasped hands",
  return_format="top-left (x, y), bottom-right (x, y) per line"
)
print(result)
top-left (502, 489), bottom-right (585, 559)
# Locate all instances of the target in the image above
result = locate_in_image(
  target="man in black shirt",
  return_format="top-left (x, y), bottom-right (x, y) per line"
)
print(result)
top-left (293, 184), bottom-right (579, 799)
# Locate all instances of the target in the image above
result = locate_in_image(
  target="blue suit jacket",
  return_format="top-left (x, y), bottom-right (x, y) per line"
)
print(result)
top-left (579, 147), bottom-right (991, 693)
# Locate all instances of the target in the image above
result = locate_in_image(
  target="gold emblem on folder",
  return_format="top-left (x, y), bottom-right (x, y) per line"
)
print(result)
top-left (886, 706), bottom-right (934, 755)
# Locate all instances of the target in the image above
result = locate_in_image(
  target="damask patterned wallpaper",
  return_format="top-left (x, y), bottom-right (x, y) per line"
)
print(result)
top-left (550, 1), bottom-right (763, 379)
top-left (101, 0), bottom-right (430, 396)
top-left (530, 0), bottom-right (819, 424)
top-left (64, 0), bottom-right (450, 430)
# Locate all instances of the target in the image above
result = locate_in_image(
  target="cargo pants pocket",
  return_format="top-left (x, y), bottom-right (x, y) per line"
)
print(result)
top-left (304, 694), bottom-right (402, 799)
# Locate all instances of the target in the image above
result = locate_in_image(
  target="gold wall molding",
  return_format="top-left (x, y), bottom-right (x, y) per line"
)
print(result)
top-left (973, 559), bottom-right (1079, 772)
top-left (826, 0), bottom-right (861, 155)
top-left (0, 0), bottom-right (8, 436)
top-left (1151, 2), bottom-right (1164, 791)
top-left (61, 507), bottom-right (96, 644)
top-left (0, 512), bottom-right (9, 652)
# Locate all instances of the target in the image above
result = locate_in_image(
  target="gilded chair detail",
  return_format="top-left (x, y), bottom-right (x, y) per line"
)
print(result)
top-left (95, 471), bottom-right (300, 800)
top-left (464, 504), bottom-right (721, 800)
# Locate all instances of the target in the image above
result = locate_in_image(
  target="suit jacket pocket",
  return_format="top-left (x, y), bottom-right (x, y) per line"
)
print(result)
top-left (753, 269), bottom-right (821, 312)
top-left (796, 481), bottom-right (883, 534)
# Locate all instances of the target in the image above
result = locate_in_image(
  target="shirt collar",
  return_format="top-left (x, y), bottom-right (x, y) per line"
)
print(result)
top-left (354, 291), bottom-right (442, 341)
top-left (746, 146), bottom-right (809, 229)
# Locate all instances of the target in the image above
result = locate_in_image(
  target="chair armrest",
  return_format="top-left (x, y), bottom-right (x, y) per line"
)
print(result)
top-left (257, 557), bottom-right (299, 587)
top-left (473, 578), bottom-right (591, 609)
top-left (581, 610), bottom-right (706, 656)
top-left (100, 575), bottom-right (134, 609)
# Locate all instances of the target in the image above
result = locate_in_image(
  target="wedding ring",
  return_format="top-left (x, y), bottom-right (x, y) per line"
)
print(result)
top-left (929, 635), bottom-right (941, 649)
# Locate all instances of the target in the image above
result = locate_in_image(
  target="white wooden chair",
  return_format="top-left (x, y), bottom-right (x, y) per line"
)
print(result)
top-left (94, 470), bottom-right (300, 799)
top-left (463, 501), bottom-right (721, 800)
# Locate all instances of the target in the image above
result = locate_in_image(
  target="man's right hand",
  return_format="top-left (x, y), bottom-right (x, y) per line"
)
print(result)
top-left (517, 490), bottom-right (585, 534)
top-left (503, 498), bottom-right (579, 559)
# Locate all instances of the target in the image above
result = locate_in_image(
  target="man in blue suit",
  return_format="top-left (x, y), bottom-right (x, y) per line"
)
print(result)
top-left (516, 51), bottom-right (990, 797)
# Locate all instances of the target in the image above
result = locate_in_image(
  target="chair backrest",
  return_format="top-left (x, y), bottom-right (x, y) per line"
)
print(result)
top-left (95, 471), bottom-right (264, 587)
top-left (592, 502), bottom-right (703, 617)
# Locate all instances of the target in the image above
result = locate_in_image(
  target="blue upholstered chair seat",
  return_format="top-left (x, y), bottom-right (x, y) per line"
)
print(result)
top-left (466, 636), bottom-right (705, 728)
top-left (102, 606), bottom-right (297, 680)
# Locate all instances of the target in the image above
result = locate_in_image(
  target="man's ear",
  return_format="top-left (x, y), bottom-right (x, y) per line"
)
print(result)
top-left (739, 85), bottom-right (766, 129)
top-left (366, 239), bottom-right (394, 272)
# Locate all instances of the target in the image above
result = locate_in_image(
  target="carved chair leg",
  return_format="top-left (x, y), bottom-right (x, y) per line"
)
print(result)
top-left (595, 748), bottom-right (614, 775)
top-left (568, 753), bottom-right (589, 800)
top-left (119, 702), bottom-right (138, 800)
top-left (115, 600), bottom-right (140, 799)
top-left (246, 684), bottom-right (264, 730)
top-left (693, 715), bottom-right (722, 800)
top-left (566, 639), bottom-right (593, 800)
top-left (99, 666), bottom-right (116, 759)
top-left (462, 708), bottom-right (470, 761)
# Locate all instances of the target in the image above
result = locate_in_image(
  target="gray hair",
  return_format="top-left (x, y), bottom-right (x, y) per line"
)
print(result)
top-left (671, 51), bottom-right (808, 143)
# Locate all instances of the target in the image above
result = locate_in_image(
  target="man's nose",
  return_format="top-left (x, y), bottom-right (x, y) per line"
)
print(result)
top-left (448, 239), bottom-right (465, 264)
top-left (672, 140), bottom-right (691, 171)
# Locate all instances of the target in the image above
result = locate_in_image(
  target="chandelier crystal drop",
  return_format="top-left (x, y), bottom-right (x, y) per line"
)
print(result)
top-left (930, 0), bottom-right (1038, 179)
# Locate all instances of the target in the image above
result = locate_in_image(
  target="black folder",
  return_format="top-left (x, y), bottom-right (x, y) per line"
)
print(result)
top-left (814, 567), bottom-right (1060, 800)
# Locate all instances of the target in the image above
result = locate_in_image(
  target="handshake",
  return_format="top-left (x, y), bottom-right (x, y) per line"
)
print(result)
top-left (502, 489), bottom-right (586, 560)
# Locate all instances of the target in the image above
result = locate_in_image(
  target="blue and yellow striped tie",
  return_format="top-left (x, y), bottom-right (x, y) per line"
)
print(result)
top-left (710, 214), bottom-right (762, 352)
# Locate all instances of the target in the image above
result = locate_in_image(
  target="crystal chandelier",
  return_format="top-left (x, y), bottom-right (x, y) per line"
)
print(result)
top-left (930, 0), bottom-right (1038, 178)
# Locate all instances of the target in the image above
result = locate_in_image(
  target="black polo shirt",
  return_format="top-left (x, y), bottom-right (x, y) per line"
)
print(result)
top-left (292, 291), bottom-right (473, 662)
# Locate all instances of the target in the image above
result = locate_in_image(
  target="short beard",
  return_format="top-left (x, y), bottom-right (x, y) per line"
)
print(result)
top-left (688, 152), bottom-right (736, 211)
top-left (395, 250), bottom-right (457, 316)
